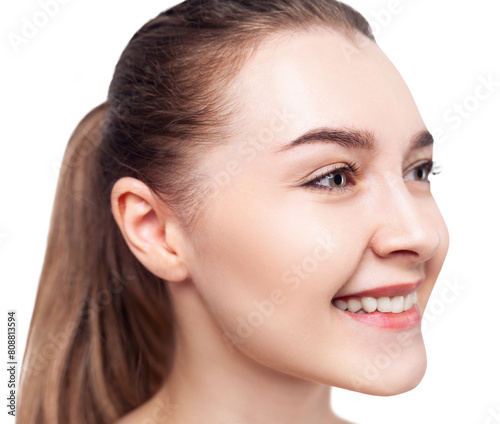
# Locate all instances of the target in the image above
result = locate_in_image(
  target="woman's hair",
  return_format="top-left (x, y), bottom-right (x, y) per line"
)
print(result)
top-left (17, 1), bottom-right (374, 423)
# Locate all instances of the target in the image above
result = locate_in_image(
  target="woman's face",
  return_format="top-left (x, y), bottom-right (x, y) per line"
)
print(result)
top-left (178, 27), bottom-right (449, 395)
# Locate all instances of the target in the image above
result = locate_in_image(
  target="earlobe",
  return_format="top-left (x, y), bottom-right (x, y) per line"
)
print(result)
top-left (110, 177), bottom-right (189, 283)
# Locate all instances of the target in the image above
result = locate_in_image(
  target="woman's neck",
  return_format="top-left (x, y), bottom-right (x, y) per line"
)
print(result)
top-left (159, 352), bottom-right (336, 424)
top-left (116, 285), bottom-right (353, 424)
top-left (122, 331), bottom-right (351, 423)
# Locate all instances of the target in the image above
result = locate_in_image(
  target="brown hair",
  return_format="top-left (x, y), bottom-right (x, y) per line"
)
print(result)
top-left (17, 1), bottom-right (374, 423)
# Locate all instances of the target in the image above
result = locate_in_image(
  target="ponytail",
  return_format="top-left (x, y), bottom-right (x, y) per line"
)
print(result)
top-left (17, 103), bottom-right (173, 424)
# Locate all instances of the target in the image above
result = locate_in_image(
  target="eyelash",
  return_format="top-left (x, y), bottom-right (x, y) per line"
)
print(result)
top-left (303, 160), bottom-right (440, 193)
top-left (303, 161), bottom-right (361, 193)
top-left (406, 160), bottom-right (441, 182)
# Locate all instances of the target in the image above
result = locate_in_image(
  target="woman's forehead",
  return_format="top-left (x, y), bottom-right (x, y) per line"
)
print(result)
top-left (229, 28), bottom-right (426, 151)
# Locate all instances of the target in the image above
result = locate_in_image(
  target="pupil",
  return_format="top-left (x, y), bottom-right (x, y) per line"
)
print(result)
top-left (417, 169), bottom-right (424, 180)
top-left (333, 173), bottom-right (344, 186)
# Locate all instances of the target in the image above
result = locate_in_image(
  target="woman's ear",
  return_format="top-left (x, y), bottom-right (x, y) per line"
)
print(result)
top-left (110, 177), bottom-right (189, 282)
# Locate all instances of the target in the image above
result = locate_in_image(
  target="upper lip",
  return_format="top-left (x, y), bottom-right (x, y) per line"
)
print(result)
top-left (332, 280), bottom-right (423, 300)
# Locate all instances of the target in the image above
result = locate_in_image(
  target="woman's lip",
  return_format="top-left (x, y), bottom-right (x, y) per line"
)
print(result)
top-left (335, 305), bottom-right (422, 329)
top-left (332, 280), bottom-right (423, 300)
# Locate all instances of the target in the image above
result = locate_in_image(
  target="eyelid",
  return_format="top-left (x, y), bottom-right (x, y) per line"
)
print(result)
top-left (403, 159), bottom-right (439, 181)
top-left (302, 162), bottom-right (360, 192)
top-left (404, 158), bottom-right (433, 173)
top-left (305, 162), bottom-right (352, 180)
top-left (308, 162), bottom-right (360, 181)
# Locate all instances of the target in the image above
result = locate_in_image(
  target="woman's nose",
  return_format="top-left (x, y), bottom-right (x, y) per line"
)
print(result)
top-left (369, 177), bottom-right (442, 264)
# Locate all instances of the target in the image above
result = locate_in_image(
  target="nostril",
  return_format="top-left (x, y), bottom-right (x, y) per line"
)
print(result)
top-left (389, 249), bottom-right (420, 259)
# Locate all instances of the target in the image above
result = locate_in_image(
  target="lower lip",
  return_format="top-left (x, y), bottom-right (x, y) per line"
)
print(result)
top-left (336, 305), bottom-right (422, 329)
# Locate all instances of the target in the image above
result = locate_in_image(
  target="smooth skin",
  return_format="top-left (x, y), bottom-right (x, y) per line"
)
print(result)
top-left (112, 27), bottom-right (449, 424)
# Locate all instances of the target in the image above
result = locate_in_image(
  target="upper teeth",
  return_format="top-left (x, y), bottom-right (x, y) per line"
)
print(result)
top-left (333, 292), bottom-right (418, 314)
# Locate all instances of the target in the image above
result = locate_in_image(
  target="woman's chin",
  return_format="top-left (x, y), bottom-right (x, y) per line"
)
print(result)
top-left (343, 349), bottom-right (428, 396)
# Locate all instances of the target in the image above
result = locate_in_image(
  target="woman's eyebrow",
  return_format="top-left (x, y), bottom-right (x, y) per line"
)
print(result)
top-left (272, 127), bottom-right (434, 153)
top-left (411, 130), bottom-right (434, 150)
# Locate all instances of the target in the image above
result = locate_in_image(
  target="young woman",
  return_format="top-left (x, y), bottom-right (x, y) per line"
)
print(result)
top-left (17, 1), bottom-right (449, 423)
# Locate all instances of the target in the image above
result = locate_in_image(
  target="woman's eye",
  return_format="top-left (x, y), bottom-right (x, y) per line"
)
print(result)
top-left (303, 163), bottom-right (360, 193)
top-left (317, 171), bottom-right (348, 188)
top-left (405, 160), bottom-right (437, 183)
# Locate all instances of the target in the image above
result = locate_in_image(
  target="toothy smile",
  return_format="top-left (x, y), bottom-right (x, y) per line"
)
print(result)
top-left (332, 292), bottom-right (418, 314)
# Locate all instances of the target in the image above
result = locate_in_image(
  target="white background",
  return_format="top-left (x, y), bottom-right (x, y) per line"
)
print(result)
top-left (1, 1), bottom-right (499, 423)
